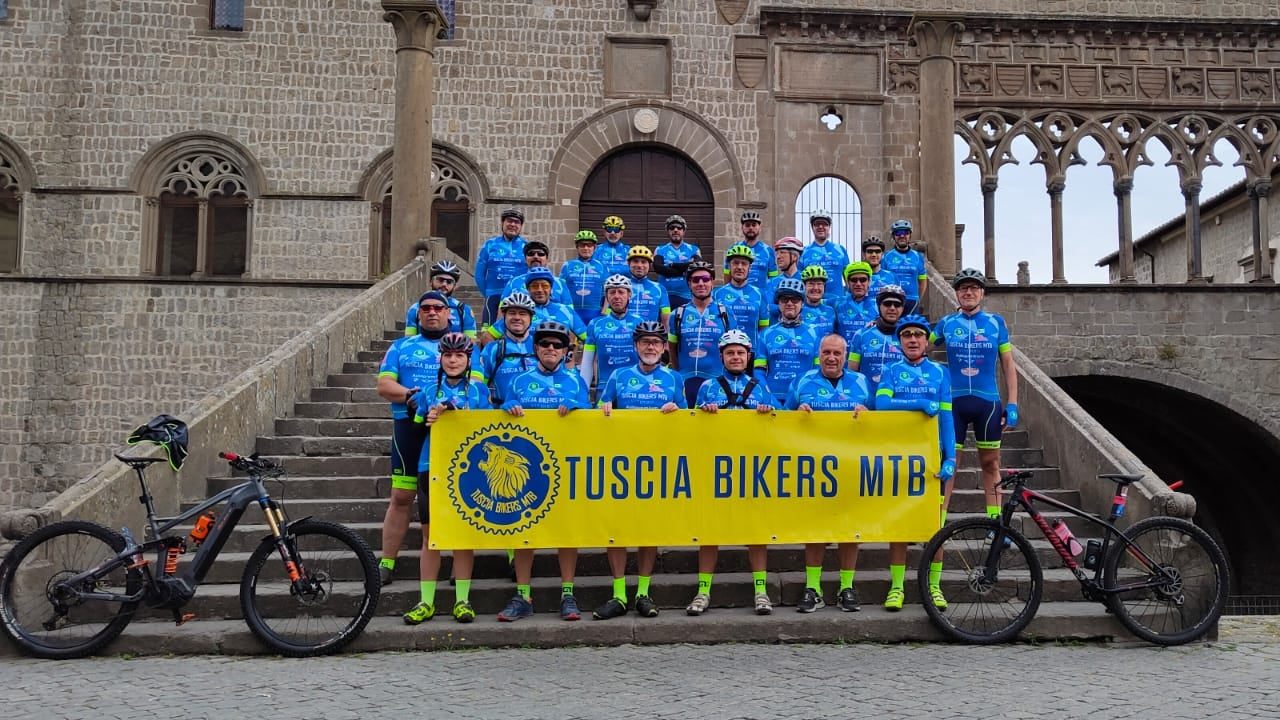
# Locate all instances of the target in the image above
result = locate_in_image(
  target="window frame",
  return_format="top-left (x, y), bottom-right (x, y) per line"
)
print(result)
top-left (154, 191), bottom-right (251, 278)
top-left (209, 0), bottom-right (246, 32)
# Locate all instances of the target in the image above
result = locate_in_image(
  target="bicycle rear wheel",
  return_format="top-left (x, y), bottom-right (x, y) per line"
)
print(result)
top-left (240, 519), bottom-right (380, 657)
top-left (1103, 516), bottom-right (1228, 646)
top-left (0, 520), bottom-right (141, 659)
top-left (918, 517), bottom-right (1044, 644)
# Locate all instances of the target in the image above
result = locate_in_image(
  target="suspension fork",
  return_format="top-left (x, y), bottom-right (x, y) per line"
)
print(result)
top-left (259, 497), bottom-right (302, 582)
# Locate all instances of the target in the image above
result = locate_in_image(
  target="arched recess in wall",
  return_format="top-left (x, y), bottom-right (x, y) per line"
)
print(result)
top-left (129, 131), bottom-right (267, 278)
top-left (794, 175), bottom-right (862, 257)
top-left (1047, 363), bottom-right (1280, 605)
top-left (546, 101), bottom-right (743, 257)
top-left (358, 141), bottom-right (488, 278)
top-left (0, 134), bottom-right (35, 274)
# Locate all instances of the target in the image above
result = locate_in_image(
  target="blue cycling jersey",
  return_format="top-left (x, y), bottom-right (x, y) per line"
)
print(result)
top-left (874, 357), bottom-right (957, 464)
top-left (474, 235), bottom-right (527, 297)
top-left (800, 301), bottom-right (836, 335)
top-left (501, 270), bottom-right (574, 307)
top-left (404, 297), bottom-right (477, 338)
top-left (378, 335), bottom-right (442, 420)
top-left (712, 282), bottom-right (769, 347)
top-left (626, 274), bottom-right (671, 324)
top-left (471, 333), bottom-right (536, 405)
top-left (654, 242), bottom-right (701, 301)
top-left (506, 365), bottom-right (591, 410)
top-left (833, 294), bottom-right (876, 348)
top-left (487, 300), bottom-right (587, 341)
top-left (880, 247), bottom-right (928, 301)
top-left (560, 258), bottom-right (607, 316)
top-left (799, 241), bottom-right (851, 297)
top-left (868, 268), bottom-right (894, 296)
top-left (584, 312), bottom-right (643, 388)
top-left (410, 377), bottom-right (493, 472)
top-left (695, 372), bottom-right (777, 410)
top-left (784, 368), bottom-right (871, 411)
top-left (756, 321), bottom-right (822, 398)
top-left (848, 325), bottom-right (903, 397)
top-left (595, 240), bottom-right (631, 277)
top-left (724, 240), bottom-right (778, 291)
top-left (668, 301), bottom-right (731, 380)
top-left (599, 364), bottom-right (688, 409)
top-left (765, 271), bottom-right (802, 325)
top-left (931, 309), bottom-right (1012, 402)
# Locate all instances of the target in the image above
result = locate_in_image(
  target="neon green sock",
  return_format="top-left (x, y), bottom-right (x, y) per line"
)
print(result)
top-left (805, 566), bottom-right (822, 592)
top-left (697, 572), bottom-right (712, 596)
top-left (455, 579), bottom-right (471, 603)
top-left (379, 557), bottom-right (395, 570)
top-left (420, 580), bottom-right (436, 606)
top-left (752, 570), bottom-right (767, 595)
top-left (637, 575), bottom-right (652, 597)
top-left (986, 504), bottom-right (1001, 519)
top-left (839, 569), bottom-right (855, 591)
top-left (612, 576), bottom-right (627, 602)
top-left (517, 583), bottom-right (531, 600)
top-left (929, 561), bottom-right (943, 588)
top-left (506, 549), bottom-right (515, 563)
top-left (561, 582), bottom-right (574, 597)
top-left (940, 510), bottom-right (948, 525)
top-left (889, 564), bottom-right (906, 591)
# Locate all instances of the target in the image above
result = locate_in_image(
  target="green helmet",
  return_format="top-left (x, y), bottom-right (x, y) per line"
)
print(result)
top-left (800, 265), bottom-right (828, 282)
top-left (843, 261), bottom-right (873, 280)
top-left (725, 245), bottom-right (756, 263)
top-left (575, 230), bottom-right (598, 244)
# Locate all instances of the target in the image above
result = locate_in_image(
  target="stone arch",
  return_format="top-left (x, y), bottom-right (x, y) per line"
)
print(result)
top-left (129, 130), bottom-right (267, 197)
top-left (793, 173), bottom-right (862, 249)
top-left (0, 134), bottom-right (34, 273)
top-left (0, 134), bottom-right (36, 192)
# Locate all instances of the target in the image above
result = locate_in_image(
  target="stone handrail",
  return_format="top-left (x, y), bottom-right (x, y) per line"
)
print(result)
top-left (925, 267), bottom-right (1195, 521)
top-left (0, 251), bottom-right (438, 541)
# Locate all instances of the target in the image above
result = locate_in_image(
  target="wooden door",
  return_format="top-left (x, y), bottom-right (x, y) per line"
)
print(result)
top-left (579, 147), bottom-right (715, 255)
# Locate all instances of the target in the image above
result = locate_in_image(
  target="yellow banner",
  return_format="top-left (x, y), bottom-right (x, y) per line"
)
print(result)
top-left (428, 410), bottom-right (942, 550)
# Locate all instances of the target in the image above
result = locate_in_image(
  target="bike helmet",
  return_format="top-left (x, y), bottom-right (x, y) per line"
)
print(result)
top-left (684, 260), bottom-right (716, 280)
top-left (533, 321), bottom-right (573, 344)
top-left (774, 277), bottom-right (805, 301)
top-left (952, 267), bottom-right (987, 289)
top-left (725, 245), bottom-right (756, 263)
top-left (438, 332), bottom-right (474, 354)
top-left (628, 246), bottom-right (654, 261)
top-left (890, 219), bottom-right (913, 234)
top-left (876, 284), bottom-right (907, 305)
top-left (500, 291), bottom-right (536, 313)
top-left (775, 236), bottom-right (804, 254)
top-left (126, 414), bottom-right (189, 471)
top-left (501, 207), bottom-right (525, 222)
top-left (603, 274), bottom-right (633, 291)
top-left (895, 314), bottom-right (931, 337)
top-left (602, 215), bottom-right (626, 230)
top-left (809, 209), bottom-right (832, 225)
top-left (523, 239), bottom-right (549, 256)
top-left (718, 329), bottom-right (752, 351)
top-left (574, 230), bottom-right (598, 244)
top-left (430, 260), bottom-right (461, 279)
top-left (843, 261), bottom-right (873, 280)
top-left (665, 214), bottom-right (687, 229)
top-left (524, 266), bottom-right (555, 287)
top-left (862, 235), bottom-right (886, 251)
top-left (740, 211), bottom-right (762, 224)
top-left (800, 265), bottom-right (828, 282)
top-left (632, 321), bottom-right (667, 341)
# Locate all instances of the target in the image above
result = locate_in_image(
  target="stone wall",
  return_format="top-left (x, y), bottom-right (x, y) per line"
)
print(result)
top-left (0, 278), bottom-right (365, 511)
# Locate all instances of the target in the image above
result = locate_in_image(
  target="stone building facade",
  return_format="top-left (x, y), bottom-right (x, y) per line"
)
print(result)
top-left (2, 0), bottom-right (1279, 510)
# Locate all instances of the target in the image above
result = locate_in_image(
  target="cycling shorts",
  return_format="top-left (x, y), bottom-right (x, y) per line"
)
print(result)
top-left (390, 418), bottom-right (427, 491)
top-left (416, 473), bottom-right (431, 524)
top-left (952, 395), bottom-right (1003, 450)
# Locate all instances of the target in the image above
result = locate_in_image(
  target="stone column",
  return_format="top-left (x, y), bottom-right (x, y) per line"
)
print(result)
top-left (981, 177), bottom-right (998, 282)
top-left (1250, 180), bottom-right (1274, 283)
top-left (382, 1), bottom-right (448, 270)
top-left (1182, 180), bottom-right (1205, 282)
top-left (912, 17), bottom-right (964, 276)
top-left (1114, 177), bottom-right (1136, 283)
top-left (1047, 179), bottom-right (1066, 284)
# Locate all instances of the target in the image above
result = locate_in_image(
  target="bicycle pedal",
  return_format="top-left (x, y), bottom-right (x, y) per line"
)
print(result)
top-left (171, 610), bottom-right (196, 626)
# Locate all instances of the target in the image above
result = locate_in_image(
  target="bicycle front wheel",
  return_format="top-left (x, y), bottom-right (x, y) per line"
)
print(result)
top-left (918, 517), bottom-right (1044, 644)
top-left (240, 519), bottom-right (380, 657)
top-left (0, 520), bottom-right (141, 659)
top-left (1103, 516), bottom-right (1228, 646)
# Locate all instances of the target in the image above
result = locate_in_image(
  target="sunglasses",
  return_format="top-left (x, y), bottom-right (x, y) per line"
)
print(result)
top-left (418, 304), bottom-right (449, 313)
top-left (432, 277), bottom-right (457, 285)
top-left (892, 232), bottom-right (911, 238)
top-left (689, 276), bottom-right (713, 284)
top-left (899, 329), bottom-right (928, 339)
top-left (880, 301), bottom-right (903, 308)
top-left (604, 226), bottom-right (623, 232)
top-left (526, 250), bottom-right (548, 258)
top-left (536, 340), bottom-right (567, 349)
top-left (848, 276), bottom-right (869, 283)
top-left (778, 296), bottom-right (803, 304)
top-left (863, 248), bottom-right (883, 254)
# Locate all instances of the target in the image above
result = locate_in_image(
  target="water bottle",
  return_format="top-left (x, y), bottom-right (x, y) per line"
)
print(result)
top-left (1050, 519), bottom-right (1084, 557)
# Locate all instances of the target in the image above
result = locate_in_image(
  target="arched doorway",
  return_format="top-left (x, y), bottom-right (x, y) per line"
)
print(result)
top-left (579, 147), bottom-right (714, 256)
top-left (794, 175), bottom-right (862, 258)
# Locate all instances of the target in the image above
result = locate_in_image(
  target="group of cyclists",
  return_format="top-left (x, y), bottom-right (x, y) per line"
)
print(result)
top-left (373, 208), bottom-right (1020, 627)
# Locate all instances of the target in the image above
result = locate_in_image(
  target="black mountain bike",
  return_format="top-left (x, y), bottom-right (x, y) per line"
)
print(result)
top-left (920, 470), bottom-right (1229, 645)
top-left (0, 451), bottom-right (380, 659)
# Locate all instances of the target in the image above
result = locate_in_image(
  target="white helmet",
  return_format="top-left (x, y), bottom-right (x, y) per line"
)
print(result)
top-left (603, 274), bottom-right (633, 291)
top-left (718, 329), bottom-right (752, 351)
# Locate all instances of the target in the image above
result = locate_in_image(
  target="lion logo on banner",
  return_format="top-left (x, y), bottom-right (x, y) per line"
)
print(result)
top-left (478, 441), bottom-right (530, 500)
top-left (450, 424), bottom-right (558, 535)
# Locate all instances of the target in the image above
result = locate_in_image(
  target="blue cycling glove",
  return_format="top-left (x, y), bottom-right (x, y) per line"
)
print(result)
top-left (938, 458), bottom-right (956, 482)
top-left (1005, 402), bottom-right (1019, 429)
top-left (923, 401), bottom-right (940, 417)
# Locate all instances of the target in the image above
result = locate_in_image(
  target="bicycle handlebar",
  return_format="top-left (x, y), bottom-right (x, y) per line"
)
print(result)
top-left (219, 451), bottom-right (279, 473)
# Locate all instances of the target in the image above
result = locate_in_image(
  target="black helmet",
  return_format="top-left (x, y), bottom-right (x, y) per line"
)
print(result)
top-left (861, 235), bottom-right (885, 251)
top-left (533, 321), bottom-right (573, 344)
top-left (952, 268), bottom-right (987, 289)
top-left (632, 321), bottom-right (667, 341)
top-left (665, 214), bottom-right (687, 229)
top-left (684, 260), bottom-right (716, 280)
top-left (126, 414), bottom-right (189, 471)
top-left (438, 332), bottom-right (474, 354)
top-left (430, 260), bottom-right (461, 279)
top-left (501, 207), bottom-right (525, 222)
top-left (523, 239), bottom-right (549, 256)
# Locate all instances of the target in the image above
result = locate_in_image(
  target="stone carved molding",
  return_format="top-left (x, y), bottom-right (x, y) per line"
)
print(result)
top-left (381, 1), bottom-right (448, 49)
top-left (912, 18), bottom-right (965, 61)
top-left (0, 134), bottom-right (35, 193)
top-left (733, 35), bottom-right (768, 89)
top-left (0, 154), bottom-right (19, 193)
top-left (886, 63), bottom-right (918, 95)
top-left (715, 0), bottom-right (747, 25)
top-left (158, 153), bottom-right (251, 200)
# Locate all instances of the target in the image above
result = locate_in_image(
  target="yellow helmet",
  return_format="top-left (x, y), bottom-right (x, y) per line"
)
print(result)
top-left (602, 215), bottom-right (626, 230)
top-left (627, 246), bottom-right (654, 261)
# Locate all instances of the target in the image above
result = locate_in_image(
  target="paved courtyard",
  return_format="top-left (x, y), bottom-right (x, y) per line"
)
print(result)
top-left (2, 618), bottom-right (1277, 720)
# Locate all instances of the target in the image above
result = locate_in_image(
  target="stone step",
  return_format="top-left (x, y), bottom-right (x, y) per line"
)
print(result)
top-left (370, 339), bottom-right (394, 352)
top-left (357, 350), bottom-right (388, 363)
top-left (255, 436), bottom-right (389, 456)
top-left (292, 402), bottom-right (389, 419)
top-left (274, 418), bottom-right (393, 437)
top-left (326, 373), bottom-right (379, 389)
top-left (343, 361), bottom-right (380, 374)
top-left (308, 387), bottom-right (385, 403)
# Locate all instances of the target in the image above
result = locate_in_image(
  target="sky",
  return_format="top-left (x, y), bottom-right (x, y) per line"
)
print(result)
top-left (792, 137), bottom-right (1245, 284)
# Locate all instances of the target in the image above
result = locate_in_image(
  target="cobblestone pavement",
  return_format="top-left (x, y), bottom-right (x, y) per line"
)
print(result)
top-left (3, 629), bottom-right (1278, 720)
